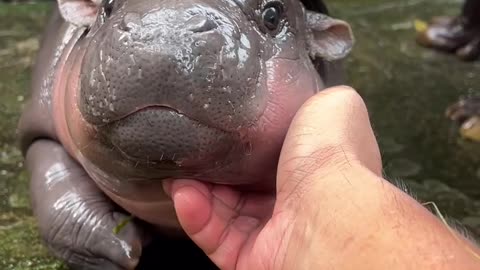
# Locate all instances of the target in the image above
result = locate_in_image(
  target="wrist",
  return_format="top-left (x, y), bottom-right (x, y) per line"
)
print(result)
top-left (280, 166), bottom-right (480, 269)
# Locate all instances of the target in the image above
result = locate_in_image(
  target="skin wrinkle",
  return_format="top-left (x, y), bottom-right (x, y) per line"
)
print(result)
top-left (214, 190), bottom-right (242, 237)
top-left (278, 145), bottom-right (356, 206)
top-left (48, 208), bottom-right (70, 247)
top-left (282, 218), bottom-right (305, 270)
top-left (217, 226), bottom-right (237, 270)
top-left (209, 192), bottom-right (257, 270)
top-left (72, 204), bottom-right (90, 254)
top-left (188, 191), bottom-right (217, 253)
top-left (280, 149), bottom-right (360, 268)
top-left (338, 171), bottom-right (361, 212)
top-left (268, 210), bottom-right (296, 270)
top-left (59, 236), bottom-right (98, 264)
top-left (50, 192), bottom-right (111, 259)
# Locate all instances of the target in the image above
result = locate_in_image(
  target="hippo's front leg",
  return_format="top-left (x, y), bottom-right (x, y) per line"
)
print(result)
top-left (25, 139), bottom-right (149, 270)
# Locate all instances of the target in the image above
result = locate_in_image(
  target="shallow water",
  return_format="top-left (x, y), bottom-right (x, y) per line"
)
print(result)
top-left (0, 0), bottom-right (480, 268)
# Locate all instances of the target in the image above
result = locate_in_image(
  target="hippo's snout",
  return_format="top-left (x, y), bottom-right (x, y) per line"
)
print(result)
top-left (77, 2), bottom-right (265, 166)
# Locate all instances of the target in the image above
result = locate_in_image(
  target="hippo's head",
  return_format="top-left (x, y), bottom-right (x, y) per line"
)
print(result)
top-left (54, 0), bottom-right (353, 225)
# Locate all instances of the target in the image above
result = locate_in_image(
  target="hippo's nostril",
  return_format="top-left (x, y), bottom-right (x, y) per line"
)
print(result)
top-left (120, 12), bottom-right (143, 32)
top-left (186, 14), bottom-right (217, 33)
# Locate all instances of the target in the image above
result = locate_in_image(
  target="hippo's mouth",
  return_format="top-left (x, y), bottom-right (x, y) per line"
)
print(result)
top-left (99, 105), bottom-right (240, 167)
top-left (112, 105), bottom-right (229, 132)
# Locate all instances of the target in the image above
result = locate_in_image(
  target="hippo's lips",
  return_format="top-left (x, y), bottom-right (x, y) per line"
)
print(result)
top-left (102, 104), bottom-right (232, 133)
top-left (99, 105), bottom-right (239, 167)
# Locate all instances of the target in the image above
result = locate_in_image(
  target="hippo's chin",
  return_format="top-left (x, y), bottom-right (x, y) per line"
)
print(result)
top-left (95, 106), bottom-right (243, 172)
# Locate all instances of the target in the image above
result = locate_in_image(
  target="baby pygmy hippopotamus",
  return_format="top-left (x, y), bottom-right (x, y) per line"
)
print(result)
top-left (17, 0), bottom-right (354, 269)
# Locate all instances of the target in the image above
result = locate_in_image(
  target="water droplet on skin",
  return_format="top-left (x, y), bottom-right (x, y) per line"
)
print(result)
top-left (240, 34), bottom-right (251, 49)
top-left (119, 32), bottom-right (129, 43)
top-left (130, 54), bottom-right (136, 65)
top-left (195, 40), bottom-right (206, 47)
top-left (189, 94), bottom-right (194, 101)
top-left (89, 69), bottom-right (96, 87)
top-left (203, 104), bottom-right (209, 109)
top-left (106, 56), bottom-right (113, 66)
top-left (109, 103), bottom-right (115, 112)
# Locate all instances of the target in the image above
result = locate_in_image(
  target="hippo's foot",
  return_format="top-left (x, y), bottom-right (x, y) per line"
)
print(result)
top-left (446, 96), bottom-right (480, 141)
top-left (25, 140), bottom-right (151, 270)
top-left (416, 16), bottom-right (480, 61)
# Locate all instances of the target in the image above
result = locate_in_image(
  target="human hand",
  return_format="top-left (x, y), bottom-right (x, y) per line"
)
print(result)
top-left (164, 86), bottom-right (480, 270)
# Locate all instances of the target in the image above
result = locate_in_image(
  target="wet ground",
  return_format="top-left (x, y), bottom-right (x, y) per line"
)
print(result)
top-left (0, 0), bottom-right (480, 268)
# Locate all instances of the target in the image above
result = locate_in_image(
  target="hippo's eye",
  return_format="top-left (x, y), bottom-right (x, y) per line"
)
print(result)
top-left (261, 1), bottom-right (284, 33)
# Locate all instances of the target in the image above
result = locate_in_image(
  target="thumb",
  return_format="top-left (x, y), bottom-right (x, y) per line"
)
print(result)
top-left (277, 86), bottom-right (382, 195)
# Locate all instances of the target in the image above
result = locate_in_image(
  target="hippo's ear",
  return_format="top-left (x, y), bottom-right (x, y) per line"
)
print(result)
top-left (305, 11), bottom-right (355, 61)
top-left (57, 0), bottom-right (102, 27)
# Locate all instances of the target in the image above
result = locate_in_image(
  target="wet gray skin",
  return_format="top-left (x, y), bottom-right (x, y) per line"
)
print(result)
top-left (17, 0), bottom-right (354, 269)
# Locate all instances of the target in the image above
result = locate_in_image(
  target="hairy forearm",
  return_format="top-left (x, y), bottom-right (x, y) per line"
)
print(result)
top-left (283, 165), bottom-right (480, 270)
